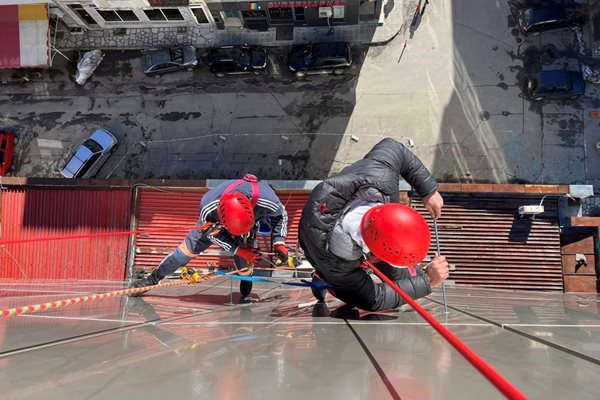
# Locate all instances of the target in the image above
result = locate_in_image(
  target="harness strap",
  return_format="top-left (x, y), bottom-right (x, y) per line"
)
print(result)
top-left (222, 174), bottom-right (260, 207)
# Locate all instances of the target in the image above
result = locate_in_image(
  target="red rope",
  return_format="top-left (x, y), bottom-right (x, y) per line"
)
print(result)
top-left (362, 260), bottom-right (527, 400)
top-left (0, 226), bottom-right (196, 246)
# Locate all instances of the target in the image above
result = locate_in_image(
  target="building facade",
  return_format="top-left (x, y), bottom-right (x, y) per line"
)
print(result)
top-left (51, 0), bottom-right (383, 32)
top-left (53, 0), bottom-right (213, 31)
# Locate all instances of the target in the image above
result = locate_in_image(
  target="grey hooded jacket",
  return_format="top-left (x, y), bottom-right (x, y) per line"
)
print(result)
top-left (298, 138), bottom-right (437, 308)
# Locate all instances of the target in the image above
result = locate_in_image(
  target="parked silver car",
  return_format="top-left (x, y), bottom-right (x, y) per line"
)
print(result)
top-left (60, 129), bottom-right (118, 178)
top-left (142, 46), bottom-right (199, 78)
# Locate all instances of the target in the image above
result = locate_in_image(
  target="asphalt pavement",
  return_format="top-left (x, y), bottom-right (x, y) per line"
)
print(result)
top-left (1, 0), bottom-right (599, 189)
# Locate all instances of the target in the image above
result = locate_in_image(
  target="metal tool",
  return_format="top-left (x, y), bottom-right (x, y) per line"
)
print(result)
top-left (433, 218), bottom-right (448, 314)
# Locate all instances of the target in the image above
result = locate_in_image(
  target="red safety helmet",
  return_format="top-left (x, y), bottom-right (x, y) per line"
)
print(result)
top-left (361, 203), bottom-right (430, 266)
top-left (218, 192), bottom-right (255, 236)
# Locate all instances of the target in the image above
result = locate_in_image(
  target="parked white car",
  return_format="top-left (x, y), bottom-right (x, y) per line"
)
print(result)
top-left (60, 129), bottom-right (118, 178)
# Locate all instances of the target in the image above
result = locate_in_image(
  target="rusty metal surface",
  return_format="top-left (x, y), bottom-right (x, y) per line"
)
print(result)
top-left (413, 193), bottom-right (563, 291)
top-left (0, 188), bottom-right (131, 280)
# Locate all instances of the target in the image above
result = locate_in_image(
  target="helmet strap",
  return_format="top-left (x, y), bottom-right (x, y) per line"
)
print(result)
top-left (222, 174), bottom-right (260, 207)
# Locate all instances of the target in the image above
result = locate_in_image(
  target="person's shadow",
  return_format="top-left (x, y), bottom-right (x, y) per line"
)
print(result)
top-left (316, 303), bottom-right (399, 321)
top-left (409, 0), bottom-right (429, 39)
top-left (383, 0), bottom-right (395, 18)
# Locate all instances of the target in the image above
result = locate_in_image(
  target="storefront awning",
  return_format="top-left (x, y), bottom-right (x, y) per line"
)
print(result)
top-left (0, 3), bottom-right (50, 68)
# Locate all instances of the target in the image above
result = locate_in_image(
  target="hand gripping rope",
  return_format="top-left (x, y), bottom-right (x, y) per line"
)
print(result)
top-left (361, 260), bottom-right (527, 400)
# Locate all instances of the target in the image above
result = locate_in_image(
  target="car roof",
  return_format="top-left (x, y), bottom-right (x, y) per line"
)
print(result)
top-left (210, 47), bottom-right (242, 56)
top-left (62, 145), bottom-right (93, 178)
top-left (303, 43), bottom-right (349, 60)
top-left (538, 70), bottom-right (570, 87)
top-left (147, 49), bottom-right (172, 64)
top-left (209, 47), bottom-right (249, 64)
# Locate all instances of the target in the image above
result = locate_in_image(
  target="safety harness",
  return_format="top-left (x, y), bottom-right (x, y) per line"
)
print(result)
top-left (222, 174), bottom-right (260, 207)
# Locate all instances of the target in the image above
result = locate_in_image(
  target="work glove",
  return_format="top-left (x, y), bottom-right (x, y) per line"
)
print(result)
top-left (234, 247), bottom-right (260, 264)
top-left (273, 242), bottom-right (289, 265)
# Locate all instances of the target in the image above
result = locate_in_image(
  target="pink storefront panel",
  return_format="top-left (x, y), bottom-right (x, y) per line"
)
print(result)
top-left (0, 9), bottom-right (20, 68)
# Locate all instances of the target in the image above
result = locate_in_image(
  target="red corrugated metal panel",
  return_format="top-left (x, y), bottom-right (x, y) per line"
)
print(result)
top-left (133, 189), bottom-right (310, 271)
top-left (134, 189), bottom-right (206, 270)
top-left (0, 188), bottom-right (131, 280)
top-left (133, 188), bottom-right (562, 291)
top-left (412, 193), bottom-right (563, 291)
top-left (279, 191), bottom-right (310, 250)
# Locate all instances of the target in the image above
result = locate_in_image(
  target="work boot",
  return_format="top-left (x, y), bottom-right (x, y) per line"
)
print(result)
top-left (128, 270), bottom-right (162, 297)
top-left (311, 272), bottom-right (328, 302)
top-left (239, 280), bottom-right (253, 303)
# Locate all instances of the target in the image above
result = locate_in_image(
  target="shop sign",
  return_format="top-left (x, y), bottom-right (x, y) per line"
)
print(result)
top-left (266, 1), bottom-right (347, 8)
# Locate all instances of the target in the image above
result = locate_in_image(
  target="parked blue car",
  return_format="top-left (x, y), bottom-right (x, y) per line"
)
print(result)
top-left (517, 5), bottom-right (585, 34)
top-left (526, 70), bottom-right (585, 101)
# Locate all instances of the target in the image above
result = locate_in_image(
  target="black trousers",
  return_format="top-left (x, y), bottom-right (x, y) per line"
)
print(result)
top-left (317, 261), bottom-right (431, 311)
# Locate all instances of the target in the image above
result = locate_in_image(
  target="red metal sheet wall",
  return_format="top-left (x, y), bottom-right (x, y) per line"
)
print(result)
top-left (133, 189), bottom-right (309, 272)
top-left (413, 193), bottom-right (563, 291)
top-left (0, 188), bottom-right (131, 280)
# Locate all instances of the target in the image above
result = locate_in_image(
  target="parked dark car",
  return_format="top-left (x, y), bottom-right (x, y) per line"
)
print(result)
top-left (526, 70), bottom-right (585, 101)
top-left (208, 45), bottom-right (267, 76)
top-left (142, 46), bottom-right (199, 78)
top-left (0, 131), bottom-right (17, 176)
top-left (517, 5), bottom-right (585, 34)
top-left (287, 42), bottom-right (352, 77)
top-left (60, 129), bottom-right (118, 178)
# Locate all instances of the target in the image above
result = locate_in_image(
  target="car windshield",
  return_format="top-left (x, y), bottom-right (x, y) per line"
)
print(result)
top-left (82, 138), bottom-right (103, 153)
top-left (170, 48), bottom-right (183, 63)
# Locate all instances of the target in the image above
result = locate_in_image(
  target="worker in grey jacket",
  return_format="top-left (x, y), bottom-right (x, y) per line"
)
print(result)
top-left (299, 138), bottom-right (449, 311)
top-left (130, 174), bottom-right (289, 301)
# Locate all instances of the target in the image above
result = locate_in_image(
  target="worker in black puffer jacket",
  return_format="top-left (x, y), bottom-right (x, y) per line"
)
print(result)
top-left (299, 138), bottom-right (449, 311)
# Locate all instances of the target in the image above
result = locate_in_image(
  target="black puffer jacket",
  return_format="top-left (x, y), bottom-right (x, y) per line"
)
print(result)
top-left (299, 138), bottom-right (438, 276)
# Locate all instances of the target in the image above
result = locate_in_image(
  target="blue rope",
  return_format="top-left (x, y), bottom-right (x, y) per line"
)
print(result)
top-left (215, 270), bottom-right (331, 289)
